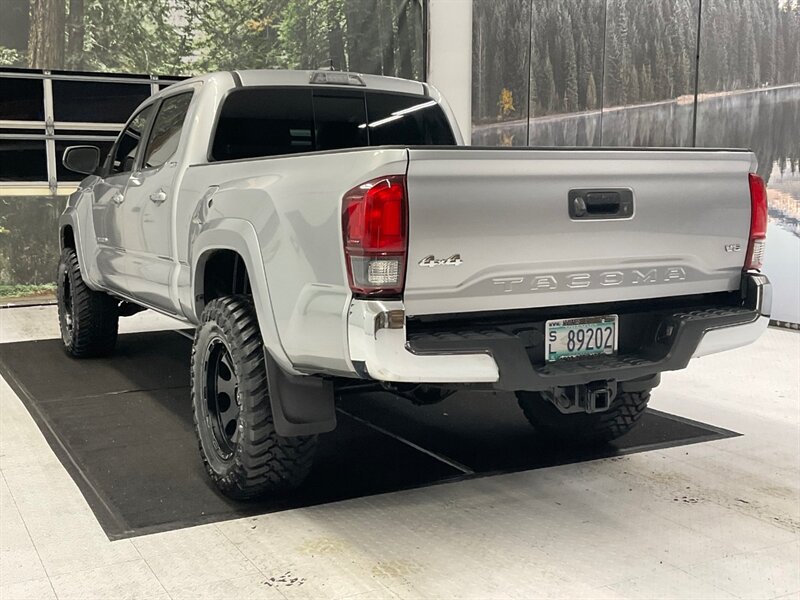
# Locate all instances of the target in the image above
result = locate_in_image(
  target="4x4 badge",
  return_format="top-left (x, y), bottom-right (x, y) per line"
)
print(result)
top-left (419, 254), bottom-right (463, 268)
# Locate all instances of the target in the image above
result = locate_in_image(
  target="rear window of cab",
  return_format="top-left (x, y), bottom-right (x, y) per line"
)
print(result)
top-left (210, 87), bottom-right (456, 162)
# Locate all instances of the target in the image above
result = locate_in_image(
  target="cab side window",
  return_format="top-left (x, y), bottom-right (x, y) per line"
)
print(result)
top-left (143, 92), bottom-right (193, 169)
top-left (110, 104), bottom-right (154, 174)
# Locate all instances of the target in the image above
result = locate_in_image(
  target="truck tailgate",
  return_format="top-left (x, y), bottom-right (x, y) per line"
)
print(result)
top-left (403, 148), bottom-right (756, 316)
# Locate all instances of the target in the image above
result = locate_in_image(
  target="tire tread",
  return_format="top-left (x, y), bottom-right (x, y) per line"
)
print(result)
top-left (191, 295), bottom-right (317, 499)
top-left (57, 248), bottom-right (118, 357)
top-left (517, 389), bottom-right (651, 444)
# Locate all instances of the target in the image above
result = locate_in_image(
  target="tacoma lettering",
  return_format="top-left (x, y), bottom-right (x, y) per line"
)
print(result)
top-left (490, 267), bottom-right (690, 292)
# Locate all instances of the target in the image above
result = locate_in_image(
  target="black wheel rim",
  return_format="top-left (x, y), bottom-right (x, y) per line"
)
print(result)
top-left (61, 268), bottom-right (74, 342)
top-left (204, 339), bottom-right (240, 460)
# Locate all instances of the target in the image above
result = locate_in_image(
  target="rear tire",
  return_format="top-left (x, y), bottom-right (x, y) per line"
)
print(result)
top-left (191, 295), bottom-right (317, 499)
top-left (57, 248), bottom-right (118, 357)
top-left (516, 389), bottom-right (651, 444)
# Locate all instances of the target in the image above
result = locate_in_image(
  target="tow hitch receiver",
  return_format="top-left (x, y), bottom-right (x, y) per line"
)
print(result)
top-left (545, 381), bottom-right (618, 414)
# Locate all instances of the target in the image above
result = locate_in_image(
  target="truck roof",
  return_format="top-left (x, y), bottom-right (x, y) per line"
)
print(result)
top-left (163, 69), bottom-right (428, 98)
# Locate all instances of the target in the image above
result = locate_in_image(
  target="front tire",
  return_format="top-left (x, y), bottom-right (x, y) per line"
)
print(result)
top-left (516, 389), bottom-right (651, 444)
top-left (191, 295), bottom-right (317, 499)
top-left (57, 248), bottom-right (118, 357)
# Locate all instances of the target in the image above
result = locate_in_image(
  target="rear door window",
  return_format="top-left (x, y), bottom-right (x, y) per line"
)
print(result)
top-left (210, 87), bottom-right (455, 161)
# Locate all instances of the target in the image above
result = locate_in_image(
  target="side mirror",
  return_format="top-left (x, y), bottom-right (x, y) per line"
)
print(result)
top-left (63, 145), bottom-right (100, 175)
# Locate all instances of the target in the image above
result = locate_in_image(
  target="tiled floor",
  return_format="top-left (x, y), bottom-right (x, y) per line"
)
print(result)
top-left (0, 305), bottom-right (798, 600)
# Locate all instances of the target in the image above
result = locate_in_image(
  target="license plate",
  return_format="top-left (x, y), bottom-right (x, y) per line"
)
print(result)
top-left (545, 315), bottom-right (618, 362)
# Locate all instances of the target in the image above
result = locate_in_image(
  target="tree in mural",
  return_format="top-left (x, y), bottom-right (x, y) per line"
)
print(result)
top-left (27, 0), bottom-right (65, 68)
top-left (191, 0), bottom-right (288, 72)
top-left (81, 0), bottom-right (185, 73)
top-left (65, 0), bottom-right (84, 69)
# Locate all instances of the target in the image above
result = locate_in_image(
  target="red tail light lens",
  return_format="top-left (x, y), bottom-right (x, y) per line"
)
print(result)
top-left (342, 175), bottom-right (408, 296)
top-left (746, 173), bottom-right (768, 270)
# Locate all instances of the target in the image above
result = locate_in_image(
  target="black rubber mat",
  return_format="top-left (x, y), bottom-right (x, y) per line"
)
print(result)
top-left (0, 330), bottom-right (738, 540)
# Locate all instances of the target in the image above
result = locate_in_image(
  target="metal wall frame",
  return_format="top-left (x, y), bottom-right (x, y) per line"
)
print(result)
top-left (0, 69), bottom-right (181, 195)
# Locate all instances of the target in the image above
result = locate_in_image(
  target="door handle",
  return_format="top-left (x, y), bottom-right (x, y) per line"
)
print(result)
top-left (149, 190), bottom-right (167, 204)
top-left (112, 193), bottom-right (124, 205)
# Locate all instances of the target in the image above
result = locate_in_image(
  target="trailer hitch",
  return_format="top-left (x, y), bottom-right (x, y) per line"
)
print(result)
top-left (543, 380), bottom-right (618, 414)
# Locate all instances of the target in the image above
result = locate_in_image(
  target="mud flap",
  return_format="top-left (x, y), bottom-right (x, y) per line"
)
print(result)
top-left (265, 349), bottom-right (337, 437)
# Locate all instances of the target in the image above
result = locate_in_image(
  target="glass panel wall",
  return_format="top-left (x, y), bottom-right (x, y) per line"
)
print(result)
top-left (0, 141), bottom-right (47, 181)
top-left (0, 77), bottom-right (45, 121)
top-left (0, 71), bottom-right (170, 303)
top-left (0, 71), bottom-right (177, 191)
top-left (53, 81), bottom-right (151, 123)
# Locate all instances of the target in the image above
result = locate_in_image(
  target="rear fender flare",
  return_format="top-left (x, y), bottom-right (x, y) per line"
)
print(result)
top-left (190, 218), bottom-right (297, 376)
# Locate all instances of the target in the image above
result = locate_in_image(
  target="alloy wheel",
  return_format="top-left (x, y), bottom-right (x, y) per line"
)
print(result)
top-left (204, 339), bottom-right (241, 460)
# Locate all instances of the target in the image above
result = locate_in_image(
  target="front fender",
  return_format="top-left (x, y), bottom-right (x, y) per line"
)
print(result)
top-left (189, 217), bottom-right (299, 376)
top-left (59, 193), bottom-right (102, 290)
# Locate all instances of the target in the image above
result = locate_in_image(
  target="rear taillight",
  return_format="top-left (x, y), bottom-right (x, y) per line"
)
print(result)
top-left (342, 175), bottom-right (408, 296)
top-left (746, 173), bottom-right (768, 270)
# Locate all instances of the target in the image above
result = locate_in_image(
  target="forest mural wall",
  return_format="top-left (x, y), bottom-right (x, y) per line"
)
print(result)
top-left (0, 0), bottom-right (424, 79)
top-left (0, 0), bottom-right (424, 301)
top-left (473, 0), bottom-right (800, 143)
top-left (473, 0), bottom-right (800, 323)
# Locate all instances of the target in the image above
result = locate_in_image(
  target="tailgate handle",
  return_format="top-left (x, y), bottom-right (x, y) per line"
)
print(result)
top-left (569, 189), bottom-right (633, 220)
top-left (585, 192), bottom-right (621, 214)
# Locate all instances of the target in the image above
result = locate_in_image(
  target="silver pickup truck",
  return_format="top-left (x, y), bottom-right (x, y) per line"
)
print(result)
top-left (58, 69), bottom-right (771, 499)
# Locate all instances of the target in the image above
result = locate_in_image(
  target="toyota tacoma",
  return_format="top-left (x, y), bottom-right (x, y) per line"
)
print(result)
top-left (57, 69), bottom-right (771, 498)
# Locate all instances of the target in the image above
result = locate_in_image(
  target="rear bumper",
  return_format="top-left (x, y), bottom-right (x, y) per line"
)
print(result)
top-left (691, 273), bottom-right (771, 357)
top-left (346, 272), bottom-right (771, 390)
top-left (347, 299), bottom-right (500, 383)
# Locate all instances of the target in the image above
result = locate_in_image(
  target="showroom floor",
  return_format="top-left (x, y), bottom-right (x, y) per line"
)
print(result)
top-left (0, 305), bottom-right (798, 600)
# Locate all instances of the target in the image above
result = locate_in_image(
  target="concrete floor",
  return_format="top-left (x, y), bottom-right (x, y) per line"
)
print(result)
top-left (0, 305), bottom-right (798, 600)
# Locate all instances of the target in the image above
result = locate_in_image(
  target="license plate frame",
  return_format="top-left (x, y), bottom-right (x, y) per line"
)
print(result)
top-left (545, 315), bottom-right (618, 362)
